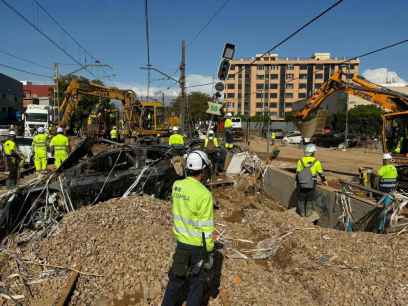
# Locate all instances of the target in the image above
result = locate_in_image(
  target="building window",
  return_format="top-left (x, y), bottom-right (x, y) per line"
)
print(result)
top-left (257, 65), bottom-right (264, 70)
top-left (238, 84), bottom-right (242, 89)
top-left (300, 64), bottom-right (307, 70)
top-left (316, 64), bottom-right (323, 70)
top-left (315, 73), bottom-right (323, 79)
top-left (285, 83), bottom-right (294, 89)
top-left (227, 84), bottom-right (235, 89)
top-left (228, 74), bottom-right (235, 80)
top-left (286, 74), bottom-right (294, 80)
top-left (287, 64), bottom-right (294, 70)
top-left (299, 93), bottom-right (306, 98)
top-left (270, 93), bottom-right (277, 99)
top-left (270, 84), bottom-right (278, 89)
top-left (270, 74), bottom-right (278, 79)
top-left (269, 102), bottom-right (278, 108)
top-left (230, 64), bottom-right (236, 70)
top-left (256, 93), bottom-right (263, 99)
top-left (256, 84), bottom-right (264, 90)
top-left (256, 75), bottom-right (264, 80)
top-left (285, 93), bottom-right (293, 98)
top-left (270, 65), bottom-right (278, 70)
top-left (256, 102), bottom-right (264, 108)
top-left (299, 83), bottom-right (307, 89)
top-left (227, 93), bottom-right (235, 98)
top-left (300, 74), bottom-right (307, 80)
top-left (238, 93), bottom-right (242, 98)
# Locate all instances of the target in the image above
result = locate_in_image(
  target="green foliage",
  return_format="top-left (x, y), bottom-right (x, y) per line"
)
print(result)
top-left (172, 92), bottom-right (211, 122)
top-left (329, 105), bottom-right (383, 136)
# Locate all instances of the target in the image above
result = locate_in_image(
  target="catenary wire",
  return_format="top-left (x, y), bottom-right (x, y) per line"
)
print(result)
top-left (0, 63), bottom-right (53, 79)
top-left (1, 0), bottom-right (96, 78)
top-left (0, 48), bottom-right (51, 70)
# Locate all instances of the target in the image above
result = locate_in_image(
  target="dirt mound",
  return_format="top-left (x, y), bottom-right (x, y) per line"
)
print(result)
top-left (1, 183), bottom-right (408, 306)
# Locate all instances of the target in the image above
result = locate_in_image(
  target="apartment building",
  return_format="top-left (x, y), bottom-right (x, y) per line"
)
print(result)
top-left (223, 52), bottom-right (359, 119)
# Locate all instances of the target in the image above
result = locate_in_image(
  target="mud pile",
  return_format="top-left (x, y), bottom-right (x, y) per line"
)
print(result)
top-left (1, 180), bottom-right (408, 306)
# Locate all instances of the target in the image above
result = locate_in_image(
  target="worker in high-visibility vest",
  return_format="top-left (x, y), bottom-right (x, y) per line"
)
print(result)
top-left (377, 153), bottom-right (398, 193)
top-left (50, 127), bottom-right (70, 169)
top-left (203, 129), bottom-right (221, 173)
top-left (224, 113), bottom-right (233, 150)
top-left (271, 131), bottom-right (276, 145)
top-left (162, 150), bottom-right (217, 306)
top-left (32, 127), bottom-right (48, 174)
top-left (169, 126), bottom-right (184, 146)
top-left (3, 131), bottom-right (21, 188)
top-left (110, 126), bottom-right (119, 142)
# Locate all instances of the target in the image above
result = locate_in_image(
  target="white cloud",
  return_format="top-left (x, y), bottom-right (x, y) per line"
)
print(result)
top-left (362, 68), bottom-right (407, 86)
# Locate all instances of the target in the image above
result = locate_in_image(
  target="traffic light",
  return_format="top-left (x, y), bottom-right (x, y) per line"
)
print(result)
top-left (218, 59), bottom-right (230, 81)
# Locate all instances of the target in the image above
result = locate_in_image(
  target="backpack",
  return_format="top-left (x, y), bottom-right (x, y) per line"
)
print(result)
top-left (296, 158), bottom-right (317, 189)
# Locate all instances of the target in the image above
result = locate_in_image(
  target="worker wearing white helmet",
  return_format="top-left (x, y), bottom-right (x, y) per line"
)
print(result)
top-left (295, 143), bottom-right (326, 217)
top-left (162, 150), bottom-right (216, 306)
top-left (377, 153), bottom-right (398, 193)
top-left (224, 113), bottom-right (234, 150)
top-left (3, 130), bottom-right (21, 188)
top-left (50, 127), bottom-right (70, 169)
top-left (168, 126), bottom-right (184, 147)
top-left (32, 126), bottom-right (48, 174)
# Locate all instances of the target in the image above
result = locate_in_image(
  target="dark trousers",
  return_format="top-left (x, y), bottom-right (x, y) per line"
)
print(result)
top-left (6, 156), bottom-right (18, 188)
top-left (297, 187), bottom-right (316, 217)
top-left (162, 242), bottom-right (209, 306)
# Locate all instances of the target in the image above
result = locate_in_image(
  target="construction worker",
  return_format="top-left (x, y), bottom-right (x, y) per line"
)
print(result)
top-left (162, 150), bottom-right (216, 306)
top-left (271, 131), bottom-right (276, 145)
top-left (224, 113), bottom-right (233, 150)
top-left (32, 127), bottom-right (48, 174)
top-left (110, 126), bottom-right (119, 142)
top-left (296, 144), bottom-right (327, 217)
top-left (3, 131), bottom-right (21, 188)
top-left (377, 153), bottom-right (398, 193)
top-left (169, 126), bottom-right (184, 146)
top-left (203, 130), bottom-right (221, 173)
top-left (50, 127), bottom-right (70, 169)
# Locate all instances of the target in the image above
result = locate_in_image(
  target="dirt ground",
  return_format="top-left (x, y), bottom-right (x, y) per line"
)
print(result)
top-left (1, 175), bottom-right (408, 306)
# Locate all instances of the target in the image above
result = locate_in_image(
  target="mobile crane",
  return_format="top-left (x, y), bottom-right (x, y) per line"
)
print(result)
top-left (59, 78), bottom-right (170, 138)
top-left (295, 69), bottom-right (408, 164)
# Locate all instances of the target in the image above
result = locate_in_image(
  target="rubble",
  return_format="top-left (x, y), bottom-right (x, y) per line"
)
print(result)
top-left (1, 180), bottom-right (408, 306)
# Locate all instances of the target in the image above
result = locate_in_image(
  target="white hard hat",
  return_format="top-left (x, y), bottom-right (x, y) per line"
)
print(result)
top-left (172, 126), bottom-right (179, 132)
top-left (37, 127), bottom-right (45, 133)
top-left (186, 150), bottom-right (210, 171)
top-left (9, 130), bottom-right (16, 136)
top-left (208, 129), bottom-right (214, 135)
top-left (304, 143), bottom-right (317, 155)
top-left (113, 126), bottom-right (117, 129)
top-left (225, 112), bottom-right (232, 117)
top-left (57, 127), bottom-right (64, 133)
top-left (383, 153), bottom-right (393, 160)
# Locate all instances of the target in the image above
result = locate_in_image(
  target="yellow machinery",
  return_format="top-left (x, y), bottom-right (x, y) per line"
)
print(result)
top-left (59, 79), bottom-right (170, 138)
top-left (295, 69), bottom-right (408, 164)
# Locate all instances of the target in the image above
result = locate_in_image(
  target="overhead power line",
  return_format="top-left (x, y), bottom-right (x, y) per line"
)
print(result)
top-left (0, 63), bottom-right (53, 79)
top-left (0, 49), bottom-right (51, 70)
top-left (0, 0), bottom-right (96, 78)
top-left (32, 0), bottom-right (99, 62)
top-left (188, 0), bottom-right (231, 46)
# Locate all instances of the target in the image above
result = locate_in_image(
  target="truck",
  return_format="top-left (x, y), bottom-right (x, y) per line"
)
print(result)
top-left (23, 104), bottom-right (50, 136)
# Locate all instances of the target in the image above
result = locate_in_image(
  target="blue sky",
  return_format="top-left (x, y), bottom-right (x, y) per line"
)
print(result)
top-left (1, 0), bottom-right (407, 95)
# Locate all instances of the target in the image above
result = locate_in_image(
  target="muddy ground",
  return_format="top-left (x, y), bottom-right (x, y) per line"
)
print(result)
top-left (1, 175), bottom-right (408, 306)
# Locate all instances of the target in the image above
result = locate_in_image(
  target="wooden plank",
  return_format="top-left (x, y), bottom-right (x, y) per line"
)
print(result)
top-left (53, 269), bottom-right (80, 306)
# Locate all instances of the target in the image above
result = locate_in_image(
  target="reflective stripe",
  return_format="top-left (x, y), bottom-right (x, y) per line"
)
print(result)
top-left (380, 179), bottom-right (397, 188)
top-left (174, 214), bottom-right (214, 227)
top-left (174, 225), bottom-right (212, 239)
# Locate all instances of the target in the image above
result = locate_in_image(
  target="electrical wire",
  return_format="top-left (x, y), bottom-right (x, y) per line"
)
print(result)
top-left (188, 0), bottom-right (231, 46)
top-left (0, 0), bottom-right (96, 78)
top-left (0, 63), bottom-right (53, 79)
top-left (0, 48), bottom-right (51, 70)
top-left (186, 0), bottom-right (345, 89)
top-left (32, 0), bottom-right (100, 63)
top-left (145, 0), bottom-right (151, 100)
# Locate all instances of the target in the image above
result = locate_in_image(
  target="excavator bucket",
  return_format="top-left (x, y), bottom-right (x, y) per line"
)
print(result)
top-left (296, 110), bottom-right (329, 139)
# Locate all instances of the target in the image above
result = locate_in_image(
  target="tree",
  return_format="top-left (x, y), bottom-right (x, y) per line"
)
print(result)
top-left (172, 92), bottom-right (211, 122)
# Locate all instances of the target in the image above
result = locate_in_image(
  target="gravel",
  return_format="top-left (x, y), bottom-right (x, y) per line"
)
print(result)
top-left (1, 177), bottom-right (408, 306)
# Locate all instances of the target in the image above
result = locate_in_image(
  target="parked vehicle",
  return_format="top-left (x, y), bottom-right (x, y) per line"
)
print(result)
top-left (283, 131), bottom-right (303, 144)
top-left (23, 104), bottom-right (50, 137)
top-left (311, 133), bottom-right (358, 148)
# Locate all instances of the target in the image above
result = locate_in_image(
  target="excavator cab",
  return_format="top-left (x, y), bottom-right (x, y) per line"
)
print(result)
top-left (383, 112), bottom-right (408, 161)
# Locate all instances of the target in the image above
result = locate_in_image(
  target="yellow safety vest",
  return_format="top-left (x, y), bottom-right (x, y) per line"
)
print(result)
top-left (296, 156), bottom-right (324, 176)
top-left (172, 177), bottom-right (214, 251)
top-left (224, 118), bottom-right (233, 129)
top-left (50, 134), bottom-right (69, 154)
top-left (3, 139), bottom-right (17, 156)
top-left (204, 137), bottom-right (219, 148)
top-left (169, 133), bottom-right (184, 145)
top-left (111, 129), bottom-right (118, 139)
top-left (32, 133), bottom-right (48, 155)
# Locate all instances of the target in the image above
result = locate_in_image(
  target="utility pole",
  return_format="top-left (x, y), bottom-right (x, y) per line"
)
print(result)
top-left (53, 63), bottom-right (60, 122)
top-left (144, 0), bottom-right (151, 101)
top-left (179, 40), bottom-right (186, 131)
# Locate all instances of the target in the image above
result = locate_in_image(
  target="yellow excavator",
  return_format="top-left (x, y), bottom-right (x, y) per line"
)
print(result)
top-left (295, 69), bottom-right (408, 164)
top-left (59, 79), bottom-right (170, 138)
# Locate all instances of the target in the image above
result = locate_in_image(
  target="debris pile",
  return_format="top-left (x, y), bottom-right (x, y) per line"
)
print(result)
top-left (1, 184), bottom-right (408, 305)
